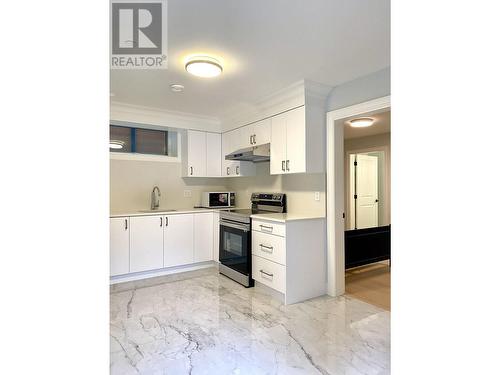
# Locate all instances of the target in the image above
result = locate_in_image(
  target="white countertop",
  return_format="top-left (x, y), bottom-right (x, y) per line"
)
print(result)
top-left (110, 207), bottom-right (231, 218)
top-left (250, 212), bottom-right (326, 223)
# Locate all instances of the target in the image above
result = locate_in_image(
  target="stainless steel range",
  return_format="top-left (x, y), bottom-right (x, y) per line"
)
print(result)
top-left (219, 193), bottom-right (286, 287)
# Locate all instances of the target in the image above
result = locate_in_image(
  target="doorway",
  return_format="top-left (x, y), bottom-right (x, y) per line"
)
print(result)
top-left (326, 96), bottom-right (391, 304)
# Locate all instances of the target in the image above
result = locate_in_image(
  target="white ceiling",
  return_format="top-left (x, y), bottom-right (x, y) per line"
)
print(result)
top-left (343, 110), bottom-right (390, 139)
top-left (110, 0), bottom-right (390, 120)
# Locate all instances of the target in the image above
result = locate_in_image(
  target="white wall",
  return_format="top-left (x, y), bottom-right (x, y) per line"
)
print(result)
top-left (110, 159), bottom-right (229, 213)
top-left (344, 132), bottom-right (391, 227)
top-left (326, 67), bottom-right (390, 111)
top-left (226, 162), bottom-right (326, 215)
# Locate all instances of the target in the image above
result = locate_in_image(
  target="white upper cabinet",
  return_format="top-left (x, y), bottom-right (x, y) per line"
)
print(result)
top-left (283, 106), bottom-right (306, 174)
top-left (110, 217), bottom-right (130, 276)
top-left (129, 215), bottom-right (164, 273)
top-left (270, 112), bottom-right (288, 174)
top-left (271, 106), bottom-right (314, 175)
top-left (238, 118), bottom-right (271, 149)
top-left (206, 132), bottom-right (222, 177)
top-left (253, 118), bottom-right (271, 146)
top-left (164, 214), bottom-right (194, 267)
top-left (194, 212), bottom-right (214, 263)
top-left (221, 131), bottom-right (256, 177)
top-left (183, 131), bottom-right (222, 177)
top-left (186, 130), bottom-right (207, 177)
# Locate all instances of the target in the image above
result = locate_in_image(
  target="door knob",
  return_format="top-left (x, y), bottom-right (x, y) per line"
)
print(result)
top-left (375, 199), bottom-right (379, 202)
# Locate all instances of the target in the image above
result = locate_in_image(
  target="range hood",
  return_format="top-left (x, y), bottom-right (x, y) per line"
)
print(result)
top-left (225, 143), bottom-right (270, 162)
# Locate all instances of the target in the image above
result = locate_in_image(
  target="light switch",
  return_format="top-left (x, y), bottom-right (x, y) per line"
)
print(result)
top-left (314, 192), bottom-right (320, 201)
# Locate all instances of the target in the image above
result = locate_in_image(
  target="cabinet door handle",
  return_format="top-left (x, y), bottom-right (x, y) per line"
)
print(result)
top-left (260, 269), bottom-right (274, 278)
top-left (236, 166), bottom-right (240, 175)
top-left (160, 217), bottom-right (162, 227)
top-left (286, 160), bottom-right (290, 171)
top-left (252, 135), bottom-right (256, 144)
top-left (281, 160), bottom-right (285, 171)
top-left (260, 224), bottom-right (273, 232)
top-left (165, 217), bottom-right (168, 226)
top-left (260, 244), bottom-right (274, 253)
top-left (125, 219), bottom-right (128, 230)
top-left (250, 135), bottom-right (253, 145)
top-left (226, 167), bottom-right (230, 175)
top-left (190, 166), bottom-right (193, 175)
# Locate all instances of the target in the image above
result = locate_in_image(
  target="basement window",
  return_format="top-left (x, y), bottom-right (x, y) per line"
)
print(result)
top-left (110, 125), bottom-right (178, 157)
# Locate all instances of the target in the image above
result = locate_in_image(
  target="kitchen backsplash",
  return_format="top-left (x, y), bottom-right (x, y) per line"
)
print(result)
top-left (110, 159), bottom-right (229, 212)
top-left (110, 159), bottom-right (325, 216)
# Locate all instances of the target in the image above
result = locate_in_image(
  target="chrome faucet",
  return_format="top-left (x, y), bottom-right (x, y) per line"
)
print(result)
top-left (151, 186), bottom-right (161, 210)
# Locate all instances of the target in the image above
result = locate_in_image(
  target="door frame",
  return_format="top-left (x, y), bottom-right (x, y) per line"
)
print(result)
top-left (326, 96), bottom-right (390, 296)
top-left (345, 146), bottom-right (389, 230)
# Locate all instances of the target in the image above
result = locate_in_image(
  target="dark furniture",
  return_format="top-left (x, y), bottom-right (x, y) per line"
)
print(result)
top-left (345, 225), bottom-right (391, 269)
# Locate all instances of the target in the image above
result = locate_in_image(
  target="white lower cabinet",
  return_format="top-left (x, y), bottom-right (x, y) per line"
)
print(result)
top-left (164, 214), bottom-right (194, 267)
top-left (251, 217), bottom-right (327, 304)
top-left (213, 212), bottom-right (220, 262)
top-left (194, 212), bottom-right (214, 263)
top-left (129, 215), bottom-right (164, 273)
top-left (252, 255), bottom-right (286, 293)
top-left (110, 217), bottom-right (130, 276)
top-left (111, 212), bottom-right (217, 279)
top-left (252, 230), bottom-right (286, 265)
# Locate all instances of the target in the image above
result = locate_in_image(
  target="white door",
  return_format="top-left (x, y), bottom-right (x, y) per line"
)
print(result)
top-left (110, 217), bottom-right (130, 276)
top-left (355, 154), bottom-right (379, 229)
top-left (284, 106), bottom-right (306, 174)
top-left (187, 130), bottom-right (207, 176)
top-left (164, 214), bottom-right (194, 267)
top-left (206, 133), bottom-right (221, 177)
top-left (130, 215), bottom-right (164, 272)
top-left (270, 112), bottom-right (287, 175)
top-left (194, 212), bottom-right (214, 262)
top-left (253, 118), bottom-right (271, 146)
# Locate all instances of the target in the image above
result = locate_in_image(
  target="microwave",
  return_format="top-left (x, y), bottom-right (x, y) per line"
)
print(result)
top-left (201, 192), bottom-right (235, 208)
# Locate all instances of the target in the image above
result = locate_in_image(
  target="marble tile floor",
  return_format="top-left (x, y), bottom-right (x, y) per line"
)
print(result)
top-left (110, 267), bottom-right (390, 375)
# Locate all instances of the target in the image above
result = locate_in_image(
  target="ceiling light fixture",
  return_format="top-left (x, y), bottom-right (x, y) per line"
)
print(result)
top-left (170, 84), bottom-right (185, 92)
top-left (109, 140), bottom-right (124, 150)
top-left (349, 117), bottom-right (374, 128)
top-left (185, 56), bottom-right (223, 78)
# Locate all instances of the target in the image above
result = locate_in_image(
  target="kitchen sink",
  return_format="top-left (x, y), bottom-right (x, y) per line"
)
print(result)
top-left (138, 209), bottom-right (177, 213)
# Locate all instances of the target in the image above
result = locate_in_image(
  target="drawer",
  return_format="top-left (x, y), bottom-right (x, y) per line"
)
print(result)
top-left (252, 231), bottom-right (286, 265)
top-left (252, 255), bottom-right (286, 293)
top-left (252, 219), bottom-right (286, 237)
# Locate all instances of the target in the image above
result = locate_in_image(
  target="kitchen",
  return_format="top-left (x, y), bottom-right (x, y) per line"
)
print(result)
top-left (108, 0), bottom-right (390, 373)
top-left (110, 80), bottom-right (329, 304)
top-left (4, 0), bottom-right (496, 374)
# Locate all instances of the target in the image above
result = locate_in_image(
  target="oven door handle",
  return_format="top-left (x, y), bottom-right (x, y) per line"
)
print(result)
top-left (220, 220), bottom-right (250, 232)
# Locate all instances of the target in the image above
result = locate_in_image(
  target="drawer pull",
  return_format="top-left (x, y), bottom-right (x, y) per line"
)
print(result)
top-left (260, 224), bottom-right (273, 232)
top-left (259, 244), bottom-right (274, 253)
top-left (259, 269), bottom-right (274, 278)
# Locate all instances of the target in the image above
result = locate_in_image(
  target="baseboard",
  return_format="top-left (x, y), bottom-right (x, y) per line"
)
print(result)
top-left (110, 261), bottom-right (217, 285)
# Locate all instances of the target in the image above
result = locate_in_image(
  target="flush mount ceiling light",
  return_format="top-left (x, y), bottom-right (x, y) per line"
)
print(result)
top-left (185, 56), bottom-right (223, 78)
top-left (109, 140), bottom-right (124, 150)
top-left (170, 84), bottom-right (185, 92)
top-left (349, 117), bottom-right (374, 128)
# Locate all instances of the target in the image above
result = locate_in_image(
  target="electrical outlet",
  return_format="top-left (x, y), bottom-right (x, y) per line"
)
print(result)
top-left (184, 190), bottom-right (192, 198)
top-left (314, 192), bottom-right (320, 201)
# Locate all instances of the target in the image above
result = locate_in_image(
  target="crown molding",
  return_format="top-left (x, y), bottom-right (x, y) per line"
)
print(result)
top-left (110, 101), bottom-right (222, 133)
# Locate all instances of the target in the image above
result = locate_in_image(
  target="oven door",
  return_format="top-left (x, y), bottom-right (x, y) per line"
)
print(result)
top-left (219, 219), bottom-right (251, 275)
